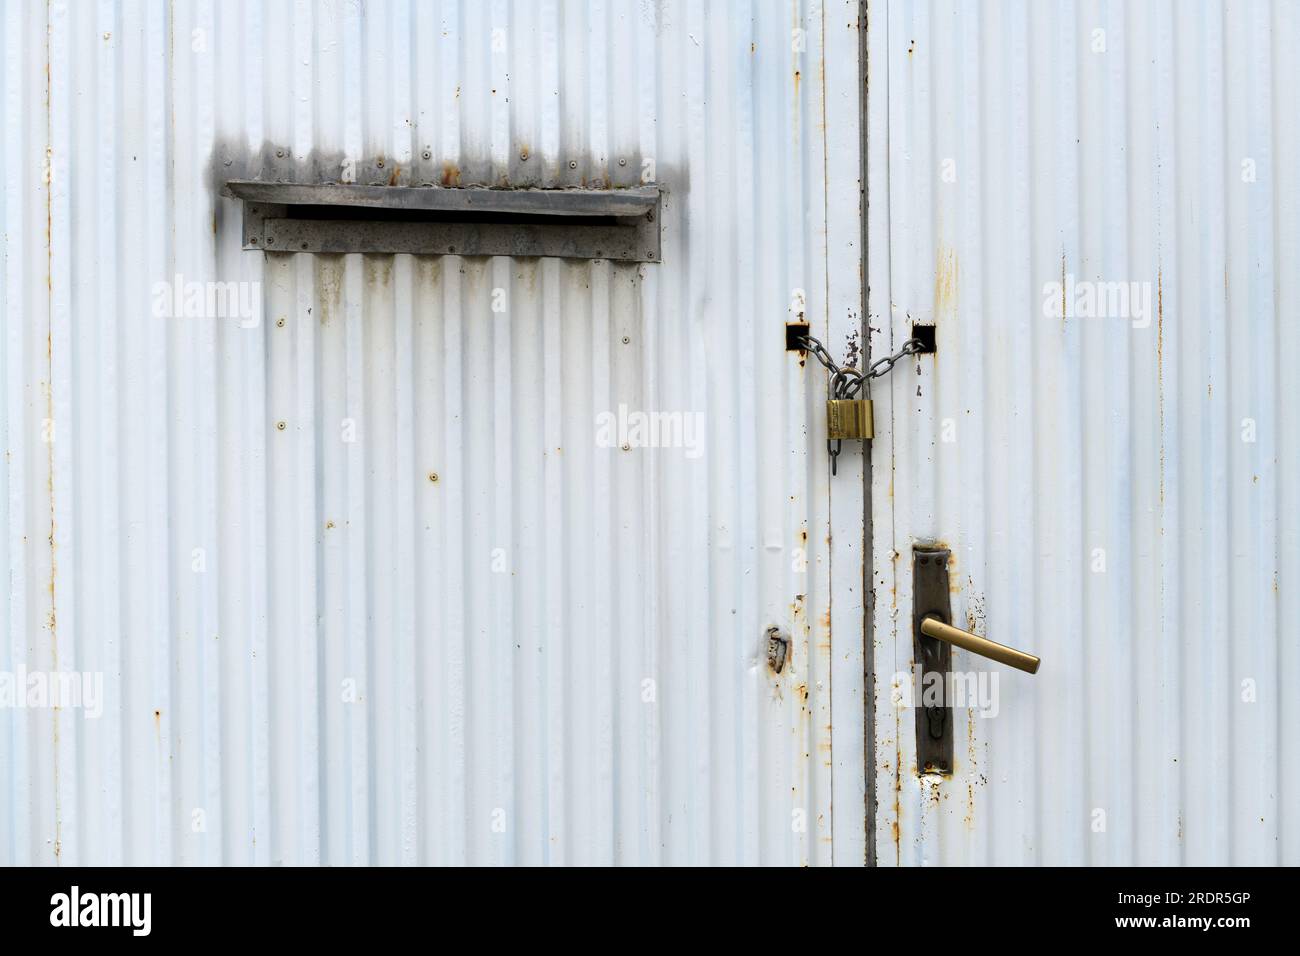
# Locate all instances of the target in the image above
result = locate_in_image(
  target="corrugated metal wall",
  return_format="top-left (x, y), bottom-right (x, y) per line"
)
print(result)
top-left (869, 0), bottom-right (1299, 864)
top-left (0, 0), bottom-right (869, 865)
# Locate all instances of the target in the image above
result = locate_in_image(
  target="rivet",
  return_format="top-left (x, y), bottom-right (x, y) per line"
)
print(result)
top-left (423, 150), bottom-right (431, 159)
top-left (276, 148), bottom-right (284, 157)
top-left (276, 317), bottom-right (285, 327)
top-left (276, 421), bottom-right (286, 431)
top-left (377, 159), bottom-right (384, 168)
top-left (301, 242), bottom-right (308, 250)
top-left (622, 336), bottom-right (630, 344)
top-left (569, 160), bottom-right (577, 169)
top-left (520, 151), bottom-right (529, 161)
top-left (266, 236), bottom-right (274, 244)
top-left (621, 444), bottom-right (631, 451)
top-left (428, 472), bottom-right (439, 483)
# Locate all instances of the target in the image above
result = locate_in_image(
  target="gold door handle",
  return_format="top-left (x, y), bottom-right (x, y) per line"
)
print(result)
top-left (920, 616), bottom-right (1041, 674)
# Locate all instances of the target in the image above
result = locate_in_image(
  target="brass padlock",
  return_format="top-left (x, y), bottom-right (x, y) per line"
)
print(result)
top-left (826, 398), bottom-right (873, 440)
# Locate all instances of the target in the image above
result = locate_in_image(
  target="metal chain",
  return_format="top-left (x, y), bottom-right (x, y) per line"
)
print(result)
top-left (800, 333), bottom-right (925, 475)
top-left (800, 334), bottom-right (925, 400)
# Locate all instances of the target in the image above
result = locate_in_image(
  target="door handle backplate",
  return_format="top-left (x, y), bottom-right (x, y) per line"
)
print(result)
top-left (912, 546), bottom-right (1042, 775)
top-left (913, 547), bottom-right (956, 774)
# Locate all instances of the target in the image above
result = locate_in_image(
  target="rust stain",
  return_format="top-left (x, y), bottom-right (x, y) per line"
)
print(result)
top-left (964, 583), bottom-right (986, 628)
top-left (44, 20), bottom-right (62, 861)
top-left (791, 0), bottom-right (802, 142)
top-left (1060, 253), bottom-right (1067, 327)
top-left (934, 244), bottom-right (958, 319)
top-left (441, 162), bottom-right (461, 186)
top-left (964, 708), bottom-right (977, 829)
top-left (893, 718), bottom-right (902, 864)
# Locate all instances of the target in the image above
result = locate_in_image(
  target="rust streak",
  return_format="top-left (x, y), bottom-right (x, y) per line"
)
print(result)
top-left (45, 2), bottom-right (63, 863)
top-left (934, 244), bottom-right (958, 320)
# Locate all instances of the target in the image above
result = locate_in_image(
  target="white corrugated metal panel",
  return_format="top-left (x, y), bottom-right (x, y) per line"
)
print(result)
top-left (870, 0), bottom-right (1298, 864)
top-left (0, 0), bottom-right (869, 865)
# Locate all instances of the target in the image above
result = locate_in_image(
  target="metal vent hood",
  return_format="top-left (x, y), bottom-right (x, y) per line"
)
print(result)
top-left (225, 180), bottom-right (661, 261)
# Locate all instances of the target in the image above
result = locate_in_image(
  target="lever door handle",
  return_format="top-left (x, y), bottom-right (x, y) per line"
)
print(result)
top-left (920, 616), bottom-right (1041, 674)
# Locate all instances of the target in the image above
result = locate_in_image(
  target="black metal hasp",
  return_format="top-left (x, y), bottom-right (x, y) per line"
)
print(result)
top-left (226, 180), bottom-right (662, 262)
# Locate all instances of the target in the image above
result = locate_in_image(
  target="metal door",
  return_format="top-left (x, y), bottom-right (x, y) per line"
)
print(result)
top-left (0, 0), bottom-right (871, 865)
top-left (868, 0), bottom-right (1299, 865)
